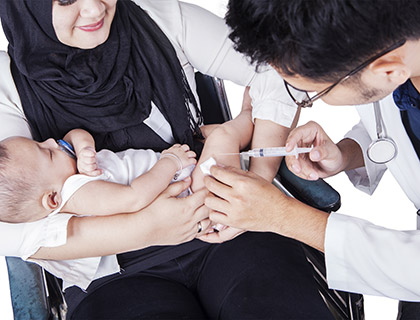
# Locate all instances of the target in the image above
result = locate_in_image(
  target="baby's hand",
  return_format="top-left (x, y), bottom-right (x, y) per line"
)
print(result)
top-left (77, 147), bottom-right (102, 176)
top-left (161, 144), bottom-right (196, 171)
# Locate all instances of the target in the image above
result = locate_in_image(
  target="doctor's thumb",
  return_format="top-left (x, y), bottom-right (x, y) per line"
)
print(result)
top-left (309, 148), bottom-right (322, 162)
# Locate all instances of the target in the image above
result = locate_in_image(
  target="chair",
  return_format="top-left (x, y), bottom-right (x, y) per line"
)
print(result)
top-left (275, 162), bottom-right (364, 320)
top-left (5, 72), bottom-right (364, 320)
top-left (195, 72), bottom-right (364, 320)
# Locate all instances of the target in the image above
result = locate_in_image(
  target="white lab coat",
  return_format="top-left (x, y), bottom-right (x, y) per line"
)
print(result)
top-left (324, 94), bottom-right (420, 301)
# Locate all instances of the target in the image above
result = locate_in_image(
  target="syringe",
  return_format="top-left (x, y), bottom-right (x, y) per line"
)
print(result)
top-left (220, 146), bottom-right (313, 158)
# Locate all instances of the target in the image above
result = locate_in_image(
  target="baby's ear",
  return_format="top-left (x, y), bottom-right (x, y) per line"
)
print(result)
top-left (41, 191), bottom-right (62, 211)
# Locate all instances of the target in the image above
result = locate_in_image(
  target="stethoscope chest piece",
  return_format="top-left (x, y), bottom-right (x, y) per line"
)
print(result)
top-left (367, 101), bottom-right (398, 164)
top-left (367, 137), bottom-right (397, 164)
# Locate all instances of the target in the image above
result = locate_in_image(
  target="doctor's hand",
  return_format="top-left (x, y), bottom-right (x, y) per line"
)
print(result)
top-left (203, 165), bottom-right (329, 252)
top-left (203, 166), bottom-right (290, 233)
top-left (285, 121), bottom-right (349, 180)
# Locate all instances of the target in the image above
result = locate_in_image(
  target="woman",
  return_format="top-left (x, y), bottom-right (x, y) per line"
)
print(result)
top-left (0, 0), bottom-right (333, 318)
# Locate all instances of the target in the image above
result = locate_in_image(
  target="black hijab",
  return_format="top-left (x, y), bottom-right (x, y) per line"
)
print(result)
top-left (0, 0), bottom-right (203, 152)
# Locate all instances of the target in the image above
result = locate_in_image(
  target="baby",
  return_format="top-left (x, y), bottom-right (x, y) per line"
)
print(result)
top-left (0, 129), bottom-right (196, 223)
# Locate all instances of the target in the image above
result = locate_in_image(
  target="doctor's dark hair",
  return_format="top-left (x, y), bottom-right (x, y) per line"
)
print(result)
top-left (0, 144), bottom-right (37, 223)
top-left (226, 0), bottom-right (420, 82)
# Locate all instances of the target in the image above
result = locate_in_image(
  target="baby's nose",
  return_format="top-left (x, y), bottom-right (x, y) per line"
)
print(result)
top-left (42, 138), bottom-right (58, 148)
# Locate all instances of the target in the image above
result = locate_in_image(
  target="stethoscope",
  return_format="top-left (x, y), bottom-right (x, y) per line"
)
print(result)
top-left (366, 101), bottom-right (398, 164)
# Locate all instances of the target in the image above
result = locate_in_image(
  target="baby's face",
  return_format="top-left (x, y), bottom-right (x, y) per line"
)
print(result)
top-left (3, 137), bottom-right (77, 190)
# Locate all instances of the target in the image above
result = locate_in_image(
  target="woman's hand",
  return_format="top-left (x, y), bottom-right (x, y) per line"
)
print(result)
top-left (198, 226), bottom-right (245, 243)
top-left (143, 177), bottom-right (211, 246)
top-left (32, 178), bottom-right (211, 260)
top-left (285, 121), bottom-right (348, 180)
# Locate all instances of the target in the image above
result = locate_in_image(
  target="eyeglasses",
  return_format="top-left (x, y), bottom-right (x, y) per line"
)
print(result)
top-left (284, 39), bottom-right (407, 108)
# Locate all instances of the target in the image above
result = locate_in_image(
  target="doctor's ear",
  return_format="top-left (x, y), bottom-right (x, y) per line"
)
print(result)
top-left (41, 191), bottom-right (62, 211)
top-left (367, 55), bottom-right (410, 86)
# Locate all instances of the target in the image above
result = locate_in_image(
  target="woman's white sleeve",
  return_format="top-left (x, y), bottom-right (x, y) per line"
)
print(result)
top-left (178, 2), bottom-right (301, 127)
top-left (0, 51), bottom-right (31, 140)
top-left (325, 212), bottom-right (420, 301)
top-left (344, 121), bottom-right (387, 195)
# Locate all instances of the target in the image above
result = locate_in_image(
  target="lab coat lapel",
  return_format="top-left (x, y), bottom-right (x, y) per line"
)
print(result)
top-left (361, 95), bottom-right (420, 210)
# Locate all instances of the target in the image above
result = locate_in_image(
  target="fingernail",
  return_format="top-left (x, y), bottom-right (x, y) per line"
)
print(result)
top-left (309, 173), bottom-right (318, 180)
top-left (311, 150), bottom-right (321, 161)
top-left (292, 164), bottom-right (301, 173)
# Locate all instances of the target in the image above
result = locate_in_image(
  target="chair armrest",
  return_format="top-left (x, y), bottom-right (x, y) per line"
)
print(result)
top-left (276, 159), bottom-right (341, 213)
top-left (6, 257), bottom-right (50, 320)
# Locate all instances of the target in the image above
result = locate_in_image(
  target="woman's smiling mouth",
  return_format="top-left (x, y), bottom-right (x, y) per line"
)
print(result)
top-left (77, 18), bottom-right (104, 32)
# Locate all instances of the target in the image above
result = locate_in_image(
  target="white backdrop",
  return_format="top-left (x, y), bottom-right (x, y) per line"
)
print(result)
top-left (0, 1), bottom-right (415, 319)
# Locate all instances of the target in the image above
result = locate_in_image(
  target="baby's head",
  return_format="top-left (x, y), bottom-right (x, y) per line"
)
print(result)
top-left (0, 137), bottom-right (77, 223)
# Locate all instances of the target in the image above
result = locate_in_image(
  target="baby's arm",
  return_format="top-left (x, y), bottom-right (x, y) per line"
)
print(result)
top-left (191, 87), bottom-right (254, 192)
top-left (248, 109), bottom-right (300, 181)
top-left (62, 144), bottom-right (196, 216)
top-left (63, 129), bottom-right (101, 176)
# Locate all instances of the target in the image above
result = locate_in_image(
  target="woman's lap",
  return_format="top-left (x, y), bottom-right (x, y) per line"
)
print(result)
top-left (71, 275), bottom-right (207, 319)
top-left (196, 232), bottom-right (333, 319)
top-left (68, 232), bottom-right (333, 319)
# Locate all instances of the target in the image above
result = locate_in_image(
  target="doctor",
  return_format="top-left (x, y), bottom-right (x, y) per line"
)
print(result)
top-left (203, 0), bottom-right (420, 318)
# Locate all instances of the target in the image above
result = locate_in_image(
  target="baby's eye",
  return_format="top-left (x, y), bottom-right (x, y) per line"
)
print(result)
top-left (56, 0), bottom-right (77, 6)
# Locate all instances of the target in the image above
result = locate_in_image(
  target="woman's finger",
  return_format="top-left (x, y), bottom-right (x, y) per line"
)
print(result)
top-left (196, 218), bottom-right (212, 235)
top-left (194, 203), bottom-right (210, 221)
top-left (198, 225), bottom-right (244, 243)
top-left (185, 187), bottom-right (208, 209)
top-left (197, 231), bottom-right (224, 243)
top-left (162, 177), bottom-right (192, 197)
